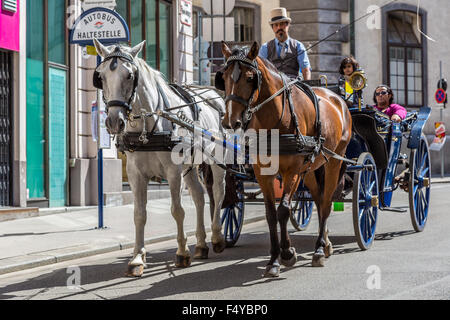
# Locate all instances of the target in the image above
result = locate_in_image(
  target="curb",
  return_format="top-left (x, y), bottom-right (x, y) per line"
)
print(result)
top-left (0, 215), bottom-right (266, 276)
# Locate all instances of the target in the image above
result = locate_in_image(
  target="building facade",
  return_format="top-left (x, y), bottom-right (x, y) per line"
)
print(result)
top-left (4, 0), bottom-right (449, 211)
top-left (1, 0), bottom-right (26, 208)
top-left (2, 0), bottom-right (196, 209)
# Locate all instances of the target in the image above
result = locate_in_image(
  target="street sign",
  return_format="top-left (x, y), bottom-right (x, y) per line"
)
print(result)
top-left (180, 0), bottom-right (192, 27)
top-left (435, 88), bottom-right (447, 104)
top-left (437, 78), bottom-right (448, 91)
top-left (69, 7), bottom-right (130, 46)
top-left (81, 0), bottom-right (116, 11)
top-left (430, 122), bottom-right (446, 151)
top-left (68, 8), bottom-right (129, 229)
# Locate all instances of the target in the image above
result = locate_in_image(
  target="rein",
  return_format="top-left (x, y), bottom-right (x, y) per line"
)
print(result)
top-left (222, 53), bottom-right (330, 165)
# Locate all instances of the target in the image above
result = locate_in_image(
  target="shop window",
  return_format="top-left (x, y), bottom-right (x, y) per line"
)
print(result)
top-left (115, 0), bottom-right (172, 79)
top-left (26, 0), bottom-right (68, 206)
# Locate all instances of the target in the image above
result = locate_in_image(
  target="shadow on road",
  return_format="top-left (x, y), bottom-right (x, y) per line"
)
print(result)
top-left (0, 229), bottom-right (397, 300)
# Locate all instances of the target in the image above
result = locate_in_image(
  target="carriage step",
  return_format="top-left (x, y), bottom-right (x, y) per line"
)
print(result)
top-left (379, 206), bottom-right (407, 213)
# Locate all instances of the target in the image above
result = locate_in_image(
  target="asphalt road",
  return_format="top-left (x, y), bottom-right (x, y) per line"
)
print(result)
top-left (0, 183), bottom-right (449, 301)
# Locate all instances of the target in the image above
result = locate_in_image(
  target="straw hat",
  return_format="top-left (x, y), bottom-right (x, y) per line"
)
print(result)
top-left (269, 8), bottom-right (292, 25)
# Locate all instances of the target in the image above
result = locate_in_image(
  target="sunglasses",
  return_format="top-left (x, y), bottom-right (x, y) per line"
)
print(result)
top-left (375, 91), bottom-right (389, 97)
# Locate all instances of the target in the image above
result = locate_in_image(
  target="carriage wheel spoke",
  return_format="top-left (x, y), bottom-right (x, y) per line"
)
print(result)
top-left (228, 210), bottom-right (234, 239)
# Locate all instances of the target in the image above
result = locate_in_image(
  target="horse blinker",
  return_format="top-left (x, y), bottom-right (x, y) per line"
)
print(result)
top-left (215, 71), bottom-right (225, 91)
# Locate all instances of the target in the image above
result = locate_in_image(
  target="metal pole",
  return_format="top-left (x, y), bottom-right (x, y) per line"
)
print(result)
top-left (97, 54), bottom-right (104, 229)
top-left (440, 61), bottom-right (445, 178)
top-left (198, 12), bottom-right (202, 85)
top-left (210, 0), bottom-right (214, 75)
top-left (223, 0), bottom-right (226, 43)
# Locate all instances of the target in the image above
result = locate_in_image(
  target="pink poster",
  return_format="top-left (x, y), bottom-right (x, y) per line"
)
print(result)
top-left (0, 1), bottom-right (20, 52)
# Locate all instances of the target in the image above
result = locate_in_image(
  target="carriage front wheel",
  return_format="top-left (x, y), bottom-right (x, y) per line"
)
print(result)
top-left (408, 134), bottom-right (431, 232)
top-left (352, 152), bottom-right (379, 251)
top-left (221, 180), bottom-right (245, 247)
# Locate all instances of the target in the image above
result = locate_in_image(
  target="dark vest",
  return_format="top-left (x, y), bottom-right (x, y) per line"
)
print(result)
top-left (267, 38), bottom-right (300, 79)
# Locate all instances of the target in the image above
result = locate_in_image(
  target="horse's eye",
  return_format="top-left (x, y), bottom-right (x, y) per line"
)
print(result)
top-left (128, 73), bottom-right (133, 80)
top-left (247, 77), bottom-right (254, 83)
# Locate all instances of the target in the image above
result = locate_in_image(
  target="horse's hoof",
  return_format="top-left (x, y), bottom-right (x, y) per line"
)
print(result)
top-left (126, 264), bottom-right (144, 278)
top-left (175, 255), bottom-right (192, 268)
top-left (262, 263), bottom-right (281, 278)
top-left (280, 247), bottom-right (297, 267)
top-left (312, 253), bottom-right (326, 267)
top-left (212, 241), bottom-right (226, 254)
top-left (324, 243), bottom-right (334, 258)
top-left (194, 246), bottom-right (209, 259)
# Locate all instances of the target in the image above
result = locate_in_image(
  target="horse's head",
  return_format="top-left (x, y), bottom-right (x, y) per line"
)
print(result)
top-left (218, 41), bottom-right (261, 130)
top-left (93, 38), bottom-right (146, 135)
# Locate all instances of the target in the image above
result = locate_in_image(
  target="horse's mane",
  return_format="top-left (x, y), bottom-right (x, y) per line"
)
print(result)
top-left (135, 57), bottom-right (172, 95)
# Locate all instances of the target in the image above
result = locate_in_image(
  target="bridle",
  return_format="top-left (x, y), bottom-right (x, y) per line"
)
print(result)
top-left (216, 53), bottom-right (298, 130)
top-left (93, 46), bottom-right (140, 117)
top-left (224, 55), bottom-right (262, 112)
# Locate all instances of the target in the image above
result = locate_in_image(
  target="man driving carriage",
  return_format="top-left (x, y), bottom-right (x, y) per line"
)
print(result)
top-left (258, 7), bottom-right (312, 81)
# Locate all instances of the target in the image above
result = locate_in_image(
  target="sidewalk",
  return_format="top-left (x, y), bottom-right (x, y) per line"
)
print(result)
top-left (0, 195), bottom-right (265, 276)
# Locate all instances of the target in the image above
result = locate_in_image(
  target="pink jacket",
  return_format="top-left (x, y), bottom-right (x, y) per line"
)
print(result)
top-left (373, 104), bottom-right (407, 120)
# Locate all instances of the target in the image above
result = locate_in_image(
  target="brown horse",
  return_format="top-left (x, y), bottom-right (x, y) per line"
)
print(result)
top-left (219, 42), bottom-right (352, 277)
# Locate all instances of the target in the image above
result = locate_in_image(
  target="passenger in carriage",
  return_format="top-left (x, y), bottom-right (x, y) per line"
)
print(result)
top-left (258, 7), bottom-right (312, 80)
top-left (338, 56), bottom-right (365, 108)
top-left (372, 85), bottom-right (407, 122)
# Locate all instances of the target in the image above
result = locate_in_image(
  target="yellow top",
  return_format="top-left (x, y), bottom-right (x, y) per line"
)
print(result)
top-left (345, 81), bottom-right (354, 97)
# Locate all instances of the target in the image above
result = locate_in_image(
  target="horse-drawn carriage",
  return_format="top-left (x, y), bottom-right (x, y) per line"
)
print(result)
top-left (93, 39), bottom-right (432, 277)
top-left (219, 104), bottom-right (432, 251)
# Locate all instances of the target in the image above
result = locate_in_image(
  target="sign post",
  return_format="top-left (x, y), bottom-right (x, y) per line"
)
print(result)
top-left (435, 61), bottom-right (447, 177)
top-left (70, 7), bottom-right (129, 229)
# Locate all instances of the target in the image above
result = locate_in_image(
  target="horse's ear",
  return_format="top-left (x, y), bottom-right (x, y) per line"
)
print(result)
top-left (222, 41), bottom-right (232, 59)
top-left (130, 40), bottom-right (146, 59)
top-left (247, 41), bottom-right (260, 61)
top-left (93, 38), bottom-right (111, 58)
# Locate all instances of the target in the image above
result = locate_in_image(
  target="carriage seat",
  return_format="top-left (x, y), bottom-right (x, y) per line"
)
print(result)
top-left (351, 110), bottom-right (389, 170)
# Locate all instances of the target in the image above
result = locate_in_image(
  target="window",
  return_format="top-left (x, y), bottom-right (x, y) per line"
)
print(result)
top-left (115, 0), bottom-right (172, 79)
top-left (233, 7), bottom-right (254, 43)
top-left (191, 3), bottom-right (260, 75)
top-left (387, 11), bottom-right (424, 107)
top-left (26, 0), bottom-right (69, 206)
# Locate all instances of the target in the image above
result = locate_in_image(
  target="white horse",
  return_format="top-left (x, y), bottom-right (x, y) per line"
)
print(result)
top-left (93, 39), bottom-right (227, 277)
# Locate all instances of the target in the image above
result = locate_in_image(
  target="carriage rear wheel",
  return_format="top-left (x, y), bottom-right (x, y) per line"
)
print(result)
top-left (352, 153), bottom-right (379, 251)
top-left (408, 134), bottom-right (431, 232)
top-left (221, 181), bottom-right (245, 247)
top-left (290, 187), bottom-right (314, 231)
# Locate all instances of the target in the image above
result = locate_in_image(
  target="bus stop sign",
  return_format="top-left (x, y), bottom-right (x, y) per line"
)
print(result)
top-left (69, 7), bottom-right (130, 46)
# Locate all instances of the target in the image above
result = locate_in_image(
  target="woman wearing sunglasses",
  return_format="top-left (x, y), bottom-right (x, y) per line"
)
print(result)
top-left (372, 85), bottom-right (407, 122)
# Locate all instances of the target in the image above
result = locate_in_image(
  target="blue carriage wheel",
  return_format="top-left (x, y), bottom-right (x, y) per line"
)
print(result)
top-left (352, 153), bottom-right (379, 251)
top-left (221, 181), bottom-right (245, 247)
top-left (290, 189), bottom-right (314, 231)
top-left (409, 134), bottom-right (431, 232)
